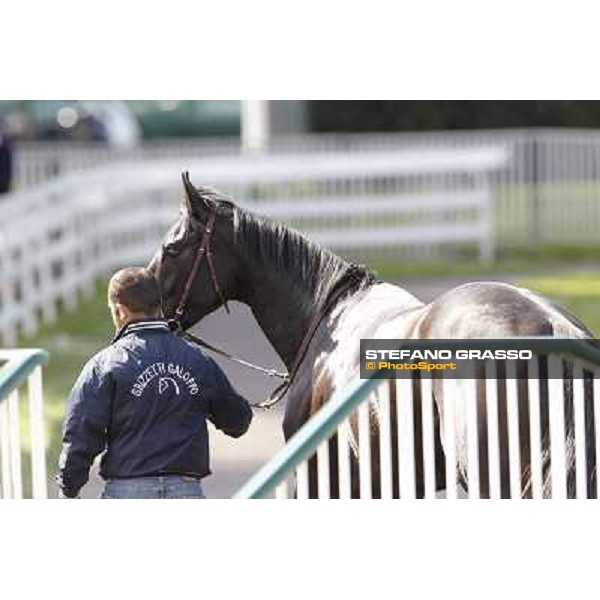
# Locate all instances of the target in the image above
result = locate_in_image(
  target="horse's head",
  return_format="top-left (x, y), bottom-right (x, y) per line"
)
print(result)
top-left (148, 173), bottom-right (240, 329)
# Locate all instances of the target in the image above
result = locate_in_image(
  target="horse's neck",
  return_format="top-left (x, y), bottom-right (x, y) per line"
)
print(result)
top-left (241, 272), bottom-right (315, 368)
top-left (234, 220), bottom-right (350, 369)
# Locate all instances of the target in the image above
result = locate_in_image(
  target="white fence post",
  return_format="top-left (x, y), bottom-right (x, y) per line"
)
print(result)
top-left (572, 364), bottom-right (587, 499)
top-left (485, 361), bottom-right (502, 499)
top-left (548, 356), bottom-right (567, 499)
top-left (377, 382), bottom-right (393, 499)
top-left (337, 419), bottom-right (352, 499)
top-left (0, 401), bottom-right (12, 499)
top-left (28, 366), bottom-right (47, 499)
top-left (0, 351), bottom-right (48, 500)
top-left (442, 378), bottom-right (458, 499)
top-left (527, 359), bottom-right (544, 499)
top-left (357, 402), bottom-right (372, 499)
top-left (396, 378), bottom-right (416, 499)
top-left (7, 390), bottom-right (23, 499)
top-left (465, 376), bottom-right (481, 499)
top-left (420, 373), bottom-right (437, 499)
top-left (505, 360), bottom-right (522, 498)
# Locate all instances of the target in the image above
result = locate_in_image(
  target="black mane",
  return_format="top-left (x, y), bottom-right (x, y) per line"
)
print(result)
top-left (215, 194), bottom-right (375, 308)
top-left (187, 183), bottom-right (376, 310)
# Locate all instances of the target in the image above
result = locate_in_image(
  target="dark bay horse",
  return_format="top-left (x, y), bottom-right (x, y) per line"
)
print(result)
top-left (149, 174), bottom-right (597, 498)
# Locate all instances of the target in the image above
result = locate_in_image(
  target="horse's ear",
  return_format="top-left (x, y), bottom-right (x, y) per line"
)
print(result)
top-left (181, 171), bottom-right (215, 218)
top-left (181, 171), bottom-right (194, 218)
top-left (181, 171), bottom-right (195, 218)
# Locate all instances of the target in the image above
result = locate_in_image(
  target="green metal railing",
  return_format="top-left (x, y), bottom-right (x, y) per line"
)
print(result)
top-left (233, 337), bottom-right (600, 499)
top-left (0, 349), bottom-right (49, 499)
top-left (0, 350), bottom-right (49, 399)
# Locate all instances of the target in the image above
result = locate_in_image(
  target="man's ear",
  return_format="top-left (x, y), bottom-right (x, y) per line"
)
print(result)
top-left (115, 302), bottom-right (129, 322)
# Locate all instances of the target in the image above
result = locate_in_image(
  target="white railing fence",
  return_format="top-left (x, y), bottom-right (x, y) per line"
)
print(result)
top-left (12, 138), bottom-right (242, 189)
top-left (234, 340), bottom-right (600, 499)
top-left (0, 350), bottom-right (48, 499)
top-left (11, 128), bottom-right (600, 248)
top-left (0, 149), bottom-right (504, 345)
top-left (0, 167), bottom-right (179, 346)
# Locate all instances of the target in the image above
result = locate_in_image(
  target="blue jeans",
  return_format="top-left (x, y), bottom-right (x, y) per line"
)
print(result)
top-left (101, 475), bottom-right (206, 499)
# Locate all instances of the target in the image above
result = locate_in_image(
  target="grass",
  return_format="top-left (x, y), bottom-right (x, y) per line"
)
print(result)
top-left (371, 250), bottom-right (600, 336)
top-left (516, 272), bottom-right (600, 336)
top-left (369, 245), bottom-right (600, 281)
top-left (495, 181), bottom-right (600, 246)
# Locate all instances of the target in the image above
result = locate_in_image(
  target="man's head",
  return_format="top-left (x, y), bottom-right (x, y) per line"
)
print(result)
top-left (108, 267), bottom-right (162, 331)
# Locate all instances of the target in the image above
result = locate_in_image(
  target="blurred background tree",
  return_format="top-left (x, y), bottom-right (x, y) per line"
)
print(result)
top-left (308, 100), bottom-right (600, 132)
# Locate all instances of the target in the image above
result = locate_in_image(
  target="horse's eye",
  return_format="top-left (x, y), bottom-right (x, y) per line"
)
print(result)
top-left (162, 243), bottom-right (181, 257)
top-left (162, 216), bottom-right (192, 256)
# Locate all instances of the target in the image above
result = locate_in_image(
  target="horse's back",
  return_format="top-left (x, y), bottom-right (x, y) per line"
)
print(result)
top-left (417, 280), bottom-right (588, 339)
top-left (333, 281), bottom-right (425, 340)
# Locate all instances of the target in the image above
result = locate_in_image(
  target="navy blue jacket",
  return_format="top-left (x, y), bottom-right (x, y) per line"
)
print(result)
top-left (56, 319), bottom-right (252, 497)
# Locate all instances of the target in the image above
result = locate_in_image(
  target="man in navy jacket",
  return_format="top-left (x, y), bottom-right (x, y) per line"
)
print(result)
top-left (56, 267), bottom-right (252, 499)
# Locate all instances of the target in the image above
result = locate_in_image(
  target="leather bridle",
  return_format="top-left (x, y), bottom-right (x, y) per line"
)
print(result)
top-left (162, 204), bottom-right (290, 408)
top-left (168, 208), bottom-right (230, 329)
top-left (162, 203), bottom-right (374, 409)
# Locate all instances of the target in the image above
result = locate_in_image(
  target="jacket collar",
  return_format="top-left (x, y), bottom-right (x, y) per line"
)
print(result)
top-left (111, 318), bottom-right (171, 345)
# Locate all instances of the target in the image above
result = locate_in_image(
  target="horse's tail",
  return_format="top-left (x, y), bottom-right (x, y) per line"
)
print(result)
top-left (514, 287), bottom-right (597, 498)
top-left (538, 317), bottom-right (595, 498)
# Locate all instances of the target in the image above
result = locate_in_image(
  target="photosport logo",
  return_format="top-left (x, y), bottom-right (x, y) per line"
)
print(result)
top-left (359, 339), bottom-right (597, 379)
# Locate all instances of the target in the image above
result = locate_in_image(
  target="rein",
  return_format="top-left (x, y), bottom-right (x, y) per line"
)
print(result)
top-left (252, 270), bottom-right (367, 409)
top-left (178, 329), bottom-right (289, 382)
top-left (165, 203), bottom-right (372, 410)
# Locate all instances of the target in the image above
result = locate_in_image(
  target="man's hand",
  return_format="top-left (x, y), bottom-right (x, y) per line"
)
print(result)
top-left (58, 490), bottom-right (80, 499)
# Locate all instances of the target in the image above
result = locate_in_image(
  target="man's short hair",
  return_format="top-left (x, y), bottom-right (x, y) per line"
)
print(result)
top-left (108, 267), bottom-right (162, 314)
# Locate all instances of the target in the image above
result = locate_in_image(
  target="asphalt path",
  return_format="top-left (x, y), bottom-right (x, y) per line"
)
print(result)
top-left (61, 274), bottom-right (513, 499)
